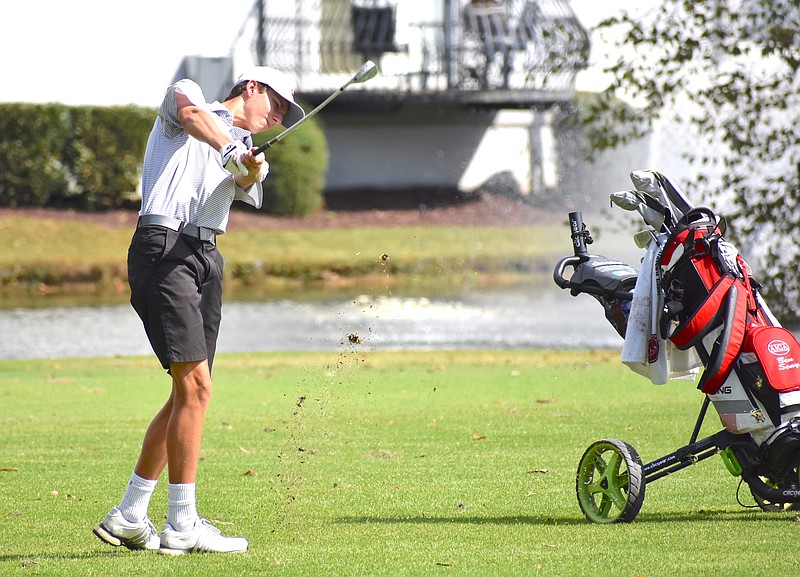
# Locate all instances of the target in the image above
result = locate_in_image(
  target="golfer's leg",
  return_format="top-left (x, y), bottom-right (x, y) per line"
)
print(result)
top-left (167, 359), bottom-right (213, 483)
top-left (94, 395), bottom-right (170, 550)
top-left (157, 357), bottom-right (246, 554)
top-left (132, 394), bottom-right (174, 480)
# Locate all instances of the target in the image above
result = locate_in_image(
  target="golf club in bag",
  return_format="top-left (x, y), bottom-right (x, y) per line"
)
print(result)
top-left (253, 60), bottom-right (378, 154)
top-left (554, 169), bottom-right (800, 523)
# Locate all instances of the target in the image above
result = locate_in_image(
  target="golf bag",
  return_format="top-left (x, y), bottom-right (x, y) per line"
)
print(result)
top-left (554, 169), bottom-right (800, 523)
top-left (658, 206), bottom-right (800, 439)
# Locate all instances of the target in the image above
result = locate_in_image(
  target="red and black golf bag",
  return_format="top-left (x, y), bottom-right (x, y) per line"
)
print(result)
top-left (658, 207), bottom-right (800, 440)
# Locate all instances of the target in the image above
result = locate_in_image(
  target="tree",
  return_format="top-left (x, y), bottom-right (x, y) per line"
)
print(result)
top-left (582, 0), bottom-right (800, 323)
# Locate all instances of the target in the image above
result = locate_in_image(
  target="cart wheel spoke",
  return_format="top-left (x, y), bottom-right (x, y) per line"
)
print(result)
top-left (575, 439), bottom-right (645, 523)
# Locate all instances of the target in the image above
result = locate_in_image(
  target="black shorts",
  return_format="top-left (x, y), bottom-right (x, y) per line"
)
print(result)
top-left (127, 226), bottom-right (224, 372)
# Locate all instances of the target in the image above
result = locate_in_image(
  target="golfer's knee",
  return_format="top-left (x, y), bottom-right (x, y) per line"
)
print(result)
top-left (185, 378), bottom-right (212, 408)
top-left (171, 361), bottom-right (213, 407)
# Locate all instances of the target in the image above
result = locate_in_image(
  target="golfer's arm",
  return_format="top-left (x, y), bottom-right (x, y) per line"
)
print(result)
top-left (176, 93), bottom-right (257, 188)
top-left (177, 95), bottom-right (231, 151)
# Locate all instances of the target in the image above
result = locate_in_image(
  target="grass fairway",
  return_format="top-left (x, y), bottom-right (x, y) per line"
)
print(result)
top-left (0, 350), bottom-right (797, 576)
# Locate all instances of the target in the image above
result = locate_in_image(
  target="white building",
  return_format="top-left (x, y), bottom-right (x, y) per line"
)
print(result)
top-left (182, 0), bottom-right (645, 211)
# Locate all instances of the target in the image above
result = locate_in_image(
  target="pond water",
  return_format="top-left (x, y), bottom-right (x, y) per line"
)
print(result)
top-left (0, 286), bottom-right (624, 361)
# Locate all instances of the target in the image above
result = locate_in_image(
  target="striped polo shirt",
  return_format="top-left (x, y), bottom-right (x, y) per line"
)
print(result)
top-left (139, 79), bottom-right (263, 234)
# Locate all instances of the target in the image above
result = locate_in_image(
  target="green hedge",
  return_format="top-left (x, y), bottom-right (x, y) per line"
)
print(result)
top-left (0, 102), bottom-right (328, 216)
top-left (254, 116), bottom-right (329, 216)
top-left (0, 103), bottom-right (153, 210)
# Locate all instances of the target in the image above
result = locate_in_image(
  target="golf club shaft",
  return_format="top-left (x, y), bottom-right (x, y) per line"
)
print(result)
top-left (253, 62), bottom-right (375, 155)
top-left (253, 85), bottom-right (350, 154)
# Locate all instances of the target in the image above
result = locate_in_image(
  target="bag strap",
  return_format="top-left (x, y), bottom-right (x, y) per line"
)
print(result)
top-left (737, 255), bottom-right (758, 314)
top-left (662, 272), bottom-right (750, 394)
top-left (698, 280), bottom-right (749, 394)
top-left (667, 275), bottom-right (736, 349)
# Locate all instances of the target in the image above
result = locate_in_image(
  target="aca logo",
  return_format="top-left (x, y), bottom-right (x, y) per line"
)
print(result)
top-left (767, 339), bottom-right (791, 356)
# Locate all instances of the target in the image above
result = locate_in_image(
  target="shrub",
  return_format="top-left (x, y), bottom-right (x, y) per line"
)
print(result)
top-left (0, 103), bottom-right (151, 210)
top-left (254, 111), bottom-right (329, 217)
top-left (0, 102), bottom-right (329, 217)
top-left (65, 106), bottom-right (154, 209)
top-left (0, 104), bottom-right (75, 207)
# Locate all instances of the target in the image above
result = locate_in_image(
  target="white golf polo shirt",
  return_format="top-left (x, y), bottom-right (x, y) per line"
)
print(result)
top-left (139, 79), bottom-right (263, 234)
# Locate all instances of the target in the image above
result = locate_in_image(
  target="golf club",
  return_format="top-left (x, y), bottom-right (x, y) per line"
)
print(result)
top-left (253, 60), bottom-right (378, 155)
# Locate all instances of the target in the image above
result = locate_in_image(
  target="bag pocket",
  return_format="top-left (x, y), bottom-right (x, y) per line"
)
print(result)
top-left (744, 325), bottom-right (800, 393)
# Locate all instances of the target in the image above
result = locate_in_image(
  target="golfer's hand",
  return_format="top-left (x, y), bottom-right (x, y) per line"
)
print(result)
top-left (220, 141), bottom-right (250, 176)
top-left (254, 153), bottom-right (269, 182)
top-left (235, 151), bottom-right (269, 187)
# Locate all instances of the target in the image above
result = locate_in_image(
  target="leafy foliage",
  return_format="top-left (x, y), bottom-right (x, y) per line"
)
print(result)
top-left (0, 104), bottom-right (79, 207)
top-left (582, 0), bottom-right (800, 322)
top-left (0, 102), bottom-right (329, 217)
top-left (0, 103), bottom-right (152, 210)
top-left (66, 106), bottom-right (155, 209)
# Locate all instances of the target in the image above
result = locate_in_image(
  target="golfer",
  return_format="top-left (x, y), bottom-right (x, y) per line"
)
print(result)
top-left (93, 67), bottom-right (304, 555)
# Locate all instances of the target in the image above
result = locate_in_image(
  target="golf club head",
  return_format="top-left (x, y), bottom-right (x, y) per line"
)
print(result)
top-left (610, 190), bottom-right (644, 212)
top-left (630, 170), bottom-right (663, 199)
top-left (610, 190), bottom-right (666, 231)
top-left (630, 169), bottom-right (696, 228)
top-left (354, 61), bottom-right (378, 83)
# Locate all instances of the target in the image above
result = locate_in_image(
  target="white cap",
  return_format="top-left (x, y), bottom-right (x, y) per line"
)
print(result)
top-left (236, 67), bottom-right (305, 128)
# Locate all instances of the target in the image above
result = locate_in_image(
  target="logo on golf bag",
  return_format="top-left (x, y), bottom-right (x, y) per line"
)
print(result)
top-left (647, 335), bottom-right (659, 364)
top-left (767, 339), bottom-right (791, 356)
top-left (745, 325), bottom-right (800, 393)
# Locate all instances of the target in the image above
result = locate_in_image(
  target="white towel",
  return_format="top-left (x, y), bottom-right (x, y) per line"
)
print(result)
top-left (621, 235), bottom-right (701, 384)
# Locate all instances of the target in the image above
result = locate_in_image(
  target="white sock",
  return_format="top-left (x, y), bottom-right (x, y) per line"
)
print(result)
top-left (167, 483), bottom-right (199, 531)
top-left (118, 472), bottom-right (157, 523)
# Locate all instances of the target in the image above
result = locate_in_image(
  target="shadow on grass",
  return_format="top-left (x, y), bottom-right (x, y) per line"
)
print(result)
top-left (336, 508), bottom-right (793, 526)
top-left (0, 549), bottom-right (141, 564)
top-left (636, 508), bottom-right (798, 523)
top-left (337, 515), bottom-right (588, 526)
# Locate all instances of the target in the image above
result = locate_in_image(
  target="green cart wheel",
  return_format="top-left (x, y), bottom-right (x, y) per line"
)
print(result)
top-left (576, 438), bottom-right (646, 523)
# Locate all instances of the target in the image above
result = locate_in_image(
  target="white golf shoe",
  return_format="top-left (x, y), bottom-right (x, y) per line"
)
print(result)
top-left (93, 507), bottom-right (161, 551)
top-left (158, 518), bottom-right (249, 555)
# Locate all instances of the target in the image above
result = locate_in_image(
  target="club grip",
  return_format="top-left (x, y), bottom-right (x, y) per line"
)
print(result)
top-left (253, 141), bottom-right (271, 156)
